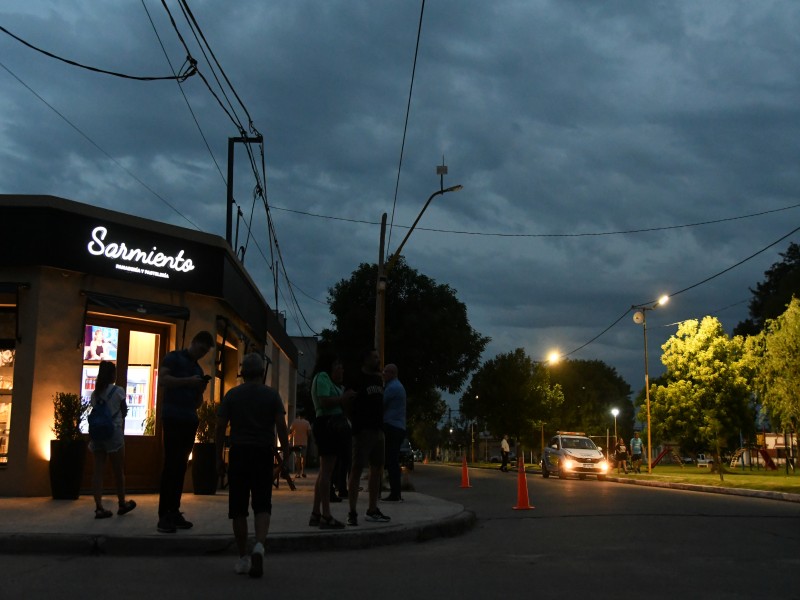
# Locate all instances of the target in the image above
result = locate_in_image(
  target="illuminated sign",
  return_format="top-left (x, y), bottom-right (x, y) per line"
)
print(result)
top-left (87, 225), bottom-right (196, 280)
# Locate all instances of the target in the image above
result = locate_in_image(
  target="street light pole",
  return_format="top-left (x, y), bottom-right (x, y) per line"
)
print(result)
top-left (374, 166), bottom-right (463, 367)
top-left (632, 295), bottom-right (669, 475)
top-left (611, 408), bottom-right (619, 442)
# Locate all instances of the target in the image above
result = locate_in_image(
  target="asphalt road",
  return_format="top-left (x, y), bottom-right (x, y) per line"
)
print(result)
top-left (6, 464), bottom-right (800, 600)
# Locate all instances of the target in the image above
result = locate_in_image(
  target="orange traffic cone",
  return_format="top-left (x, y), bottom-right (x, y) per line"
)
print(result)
top-left (423, 454), bottom-right (429, 465)
top-left (513, 457), bottom-right (534, 510)
top-left (459, 455), bottom-right (471, 488)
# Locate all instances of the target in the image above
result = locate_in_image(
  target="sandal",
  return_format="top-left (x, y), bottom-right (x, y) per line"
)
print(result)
top-left (94, 508), bottom-right (113, 519)
top-left (319, 514), bottom-right (345, 530)
top-left (117, 500), bottom-right (137, 515)
top-left (308, 512), bottom-right (321, 527)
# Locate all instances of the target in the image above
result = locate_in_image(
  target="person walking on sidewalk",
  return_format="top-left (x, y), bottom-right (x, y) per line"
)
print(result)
top-left (347, 349), bottom-right (391, 526)
top-left (630, 431), bottom-right (644, 473)
top-left (289, 414), bottom-right (312, 478)
top-left (615, 437), bottom-right (630, 474)
top-left (500, 435), bottom-right (510, 472)
top-left (216, 353), bottom-right (289, 577)
top-left (382, 363), bottom-right (406, 502)
top-left (156, 330), bottom-right (213, 534)
top-left (89, 360), bottom-right (136, 519)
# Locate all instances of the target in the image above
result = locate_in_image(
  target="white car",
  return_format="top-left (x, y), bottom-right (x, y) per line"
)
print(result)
top-left (542, 432), bottom-right (609, 481)
top-left (696, 453), bottom-right (714, 468)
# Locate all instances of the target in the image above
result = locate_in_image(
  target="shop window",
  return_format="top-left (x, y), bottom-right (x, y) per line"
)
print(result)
top-left (0, 310), bottom-right (15, 465)
top-left (80, 321), bottom-right (163, 437)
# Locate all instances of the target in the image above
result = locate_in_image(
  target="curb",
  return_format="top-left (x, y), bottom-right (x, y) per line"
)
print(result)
top-left (0, 509), bottom-right (477, 556)
top-left (606, 476), bottom-right (800, 503)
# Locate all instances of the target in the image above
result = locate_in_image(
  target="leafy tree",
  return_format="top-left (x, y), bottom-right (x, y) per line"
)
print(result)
top-left (748, 297), bottom-right (800, 432)
top-left (321, 257), bottom-right (488, 430)
top-left (548, 359), bottom-right (633, 440)
top-left (459, 348), bottom-right (564, 450)
top-left (650, 317), bottom-right (755, 479)
top-left (735, 242), bottom-right (800, 335)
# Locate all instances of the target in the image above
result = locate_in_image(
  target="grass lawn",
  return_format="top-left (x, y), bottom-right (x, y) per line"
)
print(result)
top-left (625, 464), bottom-right (800, 494)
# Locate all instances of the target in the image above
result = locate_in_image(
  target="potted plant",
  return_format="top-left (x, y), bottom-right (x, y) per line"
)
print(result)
top-left (49, 392), bottom-right (89, 499)
top-left (191, 400), bottom-right (218, 495)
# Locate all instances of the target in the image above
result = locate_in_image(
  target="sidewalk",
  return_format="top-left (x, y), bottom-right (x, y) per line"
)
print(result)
top-left (0, 474), bottom-right (474, 556)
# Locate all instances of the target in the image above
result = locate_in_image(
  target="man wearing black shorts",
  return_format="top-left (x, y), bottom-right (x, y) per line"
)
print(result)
top-left (216, 353), bottom-right (289, 577)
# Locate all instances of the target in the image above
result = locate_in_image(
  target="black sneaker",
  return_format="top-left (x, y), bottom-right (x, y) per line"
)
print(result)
top-left (157, 515), bottom-right (176, 533)
top-left (347, 511), bottom-right (358, 526)
top-left (172, 511), bottom-right (193, 529)
top-left (382, 495), bottom-right (403, 502)
top-left (365, 508), bottom-right (391, 523)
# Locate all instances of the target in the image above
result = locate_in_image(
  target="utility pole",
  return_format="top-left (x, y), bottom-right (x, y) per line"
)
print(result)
top-left (226, 135), bottom-right (264, 251)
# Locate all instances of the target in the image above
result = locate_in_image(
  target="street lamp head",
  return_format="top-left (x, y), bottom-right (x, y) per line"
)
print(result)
top-left (657, 294), bottom-right (669, 307)
top-left (546, 351), bottom-right (561, 365)
top-left (611, 408), bottom-right (619, 417)
top-left (444, 184), bottom-right (463, 193)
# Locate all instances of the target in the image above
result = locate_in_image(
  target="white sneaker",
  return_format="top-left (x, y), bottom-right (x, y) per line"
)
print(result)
top-left (249, 542), bottom-right (265, 578)
top-left (234, 555), bottom-right (251, 575)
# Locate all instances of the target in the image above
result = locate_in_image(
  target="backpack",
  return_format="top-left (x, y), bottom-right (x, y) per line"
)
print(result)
top-left (89, 388), bottom-right (116, 442)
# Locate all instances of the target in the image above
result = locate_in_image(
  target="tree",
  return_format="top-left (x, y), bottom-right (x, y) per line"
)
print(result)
top-left (735, 242), bottom-right (800, 335)
top-left (748, 297), bottom-right (800, 432)
top-left (650, 317), bottom-right (755, 479)
top-left (459, 348), bottom-right (563, 450)
top-left (548, 359), bottom-right (633, 440)
top-left (322, 258), bottom-right (488, 431)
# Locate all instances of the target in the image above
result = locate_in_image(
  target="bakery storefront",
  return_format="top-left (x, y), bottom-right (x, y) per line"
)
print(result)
top-left (0, 195), bottom-right (297, 496)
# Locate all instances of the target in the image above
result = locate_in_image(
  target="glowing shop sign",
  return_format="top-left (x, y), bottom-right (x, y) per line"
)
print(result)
top-left (87, 225), bottom-right (196, 280)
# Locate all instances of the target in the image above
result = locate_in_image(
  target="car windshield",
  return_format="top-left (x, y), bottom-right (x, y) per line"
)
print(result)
top-left (561, 437), bottom-right (596, 450)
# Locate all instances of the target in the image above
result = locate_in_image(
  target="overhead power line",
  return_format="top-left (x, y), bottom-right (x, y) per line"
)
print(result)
top-left (271, 202), bottom-right (800, 239)
top-left (0, 24), bottom-right (196, 81)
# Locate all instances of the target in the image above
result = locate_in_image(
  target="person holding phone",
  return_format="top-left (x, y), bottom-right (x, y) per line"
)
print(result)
top-left (156, 331), bottom-right (214, 534)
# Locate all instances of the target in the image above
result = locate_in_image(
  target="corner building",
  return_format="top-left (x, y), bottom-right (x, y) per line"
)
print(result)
top-left (0, 195), bottom-right (297, 496)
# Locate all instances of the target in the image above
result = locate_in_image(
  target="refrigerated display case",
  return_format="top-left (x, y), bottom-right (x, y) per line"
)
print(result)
top-left (0, 350), bottom-right (12, 464)
top-left (125, 365), bottom-right (152, 437)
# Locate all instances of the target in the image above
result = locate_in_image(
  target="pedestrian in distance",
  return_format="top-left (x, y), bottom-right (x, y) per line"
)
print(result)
top-left (89, 360), bottom-right (136, 519)
top-left (629, 431), bottom-right (644, 474)
top-left (156, 330), bottom-right (214, 534)
top-left (347, 348), bottom-right (391, 526)
top-left (309, 351), bottom-right (354, 529)
top-left (615, 437), bottom-right (630, 474)
top-left (382, 363), bottom-right (406, 502)
top-left (289, 414), bottom-right (312, 478)
top-left (215, 353), bottom-right (289, 577)
top-left (500, 435), bottom-right (510, 472)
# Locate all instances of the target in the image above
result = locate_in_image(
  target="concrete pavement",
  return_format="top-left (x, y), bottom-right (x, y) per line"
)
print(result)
top-left (0, 470), bottom-right (475, 556)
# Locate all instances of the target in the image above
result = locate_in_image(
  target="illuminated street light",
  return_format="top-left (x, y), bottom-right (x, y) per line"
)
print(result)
top-left (632, 294), bottom-right (669, 474)
top-left (611, 407), bottom-right (619, 442)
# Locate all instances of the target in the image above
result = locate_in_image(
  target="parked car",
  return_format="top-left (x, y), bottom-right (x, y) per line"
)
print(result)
top-left (399, 438), bottom-right (415, 470)
top-left (696, 453), bottom-right (714, 468)
top-left (542, 431), bottom-right (609, 481)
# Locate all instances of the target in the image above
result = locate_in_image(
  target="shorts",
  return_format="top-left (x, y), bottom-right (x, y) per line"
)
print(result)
top-left (631, 453), bottom-right (642, 461)
top-left (227, 444), bottom-right (273, 519)
top-left (313, 415), bottom-right (349, 456)
top-left (351, 428), bottom-right (385, 472)
top-left (294, 445), bottom-right (307, 457)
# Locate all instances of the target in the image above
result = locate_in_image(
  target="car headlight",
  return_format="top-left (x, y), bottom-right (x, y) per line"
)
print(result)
top-left (598, 461), bottom-right (609, 472)
top-left (562, 457), bottom-right (576, 470)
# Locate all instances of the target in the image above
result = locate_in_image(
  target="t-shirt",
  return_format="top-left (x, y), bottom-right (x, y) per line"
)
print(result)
top-left (218, 382), bottom-right (285, 447)
top-left (615, 443), bottom-right (628, 460)
top-left (290, 417), bottom-right (311, 446)
top-left (630, 436), bottom-right (644, 455)
top-left (383, 378), bottom-right (406, 430)
top-left (161, 349), bottom-right (204, 423)
top-left (350, 369), bottom-right (384, 434)
top-left (311, 372), bottom-right (344, 417)
top-left (89, 384), bottom-right (127, 453)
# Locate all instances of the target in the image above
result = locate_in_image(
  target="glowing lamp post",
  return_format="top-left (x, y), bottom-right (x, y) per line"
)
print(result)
top-left (632, 294), bottom-right (669, 474)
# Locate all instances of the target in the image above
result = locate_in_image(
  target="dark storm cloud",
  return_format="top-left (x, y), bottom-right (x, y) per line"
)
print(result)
top-left (2, 0), bottom-right (799, 392)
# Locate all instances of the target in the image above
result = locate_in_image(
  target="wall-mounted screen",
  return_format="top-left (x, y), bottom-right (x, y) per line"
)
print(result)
top-left (83, 325), bottom-right (119, 362)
